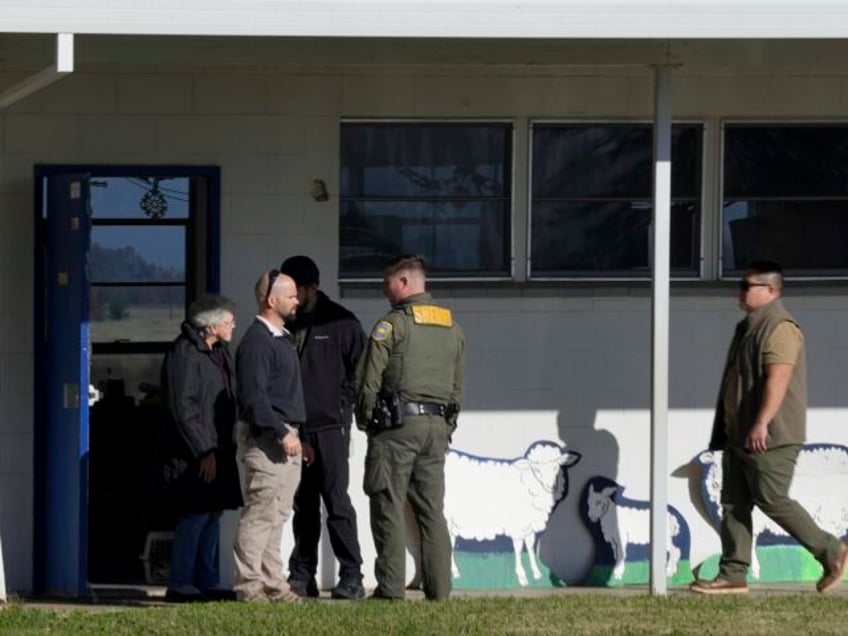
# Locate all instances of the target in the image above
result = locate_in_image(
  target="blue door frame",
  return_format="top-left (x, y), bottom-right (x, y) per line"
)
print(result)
top-left (33, 164), bottom-right (220, 595)
top-left (34, 173), bottom-right (91, 595)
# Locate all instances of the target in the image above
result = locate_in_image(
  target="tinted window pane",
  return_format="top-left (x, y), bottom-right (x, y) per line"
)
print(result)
top-left (340, 200), bottom-right (509, 277)
top-left (341, 124), bottom-right (510, 198)
top-left (532, 125), bottom-right (701, 198)
top-left (724, 127), bottom-right (848, 197)
top-left (90, 177), bottom-right (190, 219)
top-left (722, 200), bottom-right (848, 275)
top-left (340, 123), bottom-right (512, 277)
top-left (91, 227), bottom-right (185, 283)
top-left (531, 201), bottom-right (698, 276)
top-left (90, 285), bottom-right (185, 343)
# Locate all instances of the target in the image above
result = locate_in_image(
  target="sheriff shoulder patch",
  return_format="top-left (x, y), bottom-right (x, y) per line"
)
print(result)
top-left (371, 320), bottom-right (393, 341)
top-left (412, 305), bottom-right (453, 327)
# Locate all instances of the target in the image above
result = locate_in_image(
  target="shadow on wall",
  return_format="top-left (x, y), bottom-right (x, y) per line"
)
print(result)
top-left (540, 417), bottom-right (620, 586)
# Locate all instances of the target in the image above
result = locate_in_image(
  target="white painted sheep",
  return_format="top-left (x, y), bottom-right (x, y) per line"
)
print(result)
top-left (584, 477), bottom-right (687, 581)
top-left (696, 444), bottom-right (848, 579)
top-left (407, 440), bottom-right (581, 587)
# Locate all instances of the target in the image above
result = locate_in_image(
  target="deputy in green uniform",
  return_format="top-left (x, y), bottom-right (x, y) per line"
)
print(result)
top-left (355, 254), bottom-right (464, 601)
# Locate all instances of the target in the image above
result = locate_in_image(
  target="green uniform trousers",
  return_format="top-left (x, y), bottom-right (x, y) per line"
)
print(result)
top-left (363, 414), bottom-right (451, 600)
top-left (719, 444), bottom-right (844, 582)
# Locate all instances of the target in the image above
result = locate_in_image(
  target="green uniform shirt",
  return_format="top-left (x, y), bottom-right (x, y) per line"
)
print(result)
top-left (355, 292), bottom-right (464, 431)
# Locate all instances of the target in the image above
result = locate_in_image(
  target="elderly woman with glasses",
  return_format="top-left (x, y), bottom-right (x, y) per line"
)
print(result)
top-left (158, 293), bottom-right (243, 602)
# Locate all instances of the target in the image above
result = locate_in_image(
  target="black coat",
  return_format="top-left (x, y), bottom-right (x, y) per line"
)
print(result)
top-left (286, 291), bottom-right (366, 432)
top-left (157, 321), bottom-right (243, 514)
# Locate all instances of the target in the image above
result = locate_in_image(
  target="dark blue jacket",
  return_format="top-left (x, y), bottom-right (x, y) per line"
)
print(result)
top-left (236, 318), bottom-right (306, 438)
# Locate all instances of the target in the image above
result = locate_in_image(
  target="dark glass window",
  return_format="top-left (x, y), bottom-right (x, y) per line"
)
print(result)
top-left (88, 176), bottom-right (207, 348)
top-left (530, 124), bottom-right (702, 278)
top-left (340, 123), bottom-right (512, 278)
top-left (723, 125), bottom-right (848, 276)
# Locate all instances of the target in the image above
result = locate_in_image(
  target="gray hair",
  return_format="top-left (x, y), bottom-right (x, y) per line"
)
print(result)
top-left (188, 294), bottom-right (236, 331)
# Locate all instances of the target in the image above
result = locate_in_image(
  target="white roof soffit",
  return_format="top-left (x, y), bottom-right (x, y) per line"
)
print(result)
top-left (2, 1), bottom-right (848, 39)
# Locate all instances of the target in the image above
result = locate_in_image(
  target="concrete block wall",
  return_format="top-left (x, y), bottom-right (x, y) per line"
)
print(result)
top-left (1, 53), bottom-right (848, 590)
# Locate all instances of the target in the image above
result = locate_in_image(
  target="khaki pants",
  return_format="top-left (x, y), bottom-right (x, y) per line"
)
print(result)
top-left (234, 424), bottom-right (302, 600)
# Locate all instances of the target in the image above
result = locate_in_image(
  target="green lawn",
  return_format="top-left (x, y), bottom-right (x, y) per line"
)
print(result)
top-left (2, 594), bottom-right (847, 635)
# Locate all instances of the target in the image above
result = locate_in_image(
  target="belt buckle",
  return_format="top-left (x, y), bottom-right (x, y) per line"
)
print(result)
top-left (417, 403), bottom-right (425, 415)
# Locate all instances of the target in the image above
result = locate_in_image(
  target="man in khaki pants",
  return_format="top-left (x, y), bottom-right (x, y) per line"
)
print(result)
top-left (233, 269), bottom-right (308, 602)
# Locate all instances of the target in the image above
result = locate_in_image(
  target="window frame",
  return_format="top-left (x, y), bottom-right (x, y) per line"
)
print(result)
top-left (527, 119), bottom-right (706, 282)
top-left (338, 118), bottom-right (517, 282)
top-left (34, 164), bottom-right (221, 355)
top-left (719, 119), bottom-right (848, 281)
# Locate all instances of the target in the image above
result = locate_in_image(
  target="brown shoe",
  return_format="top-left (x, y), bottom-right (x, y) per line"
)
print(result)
top-left (236, 592), bottom-right (270, 604)
top-left (266, 588), bottom-right (304, 603)
top-left (817, 541), bottom-right (848, 593)
top-left (690, 578), bottom-right (748, 595)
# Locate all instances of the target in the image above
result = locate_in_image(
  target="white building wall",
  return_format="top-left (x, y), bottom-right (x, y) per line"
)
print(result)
top-left (2, 54), bottom-right (848, 590)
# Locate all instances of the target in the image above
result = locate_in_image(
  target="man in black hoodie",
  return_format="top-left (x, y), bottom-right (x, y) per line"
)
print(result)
top-left (280, 255), bottom-right (367, 600)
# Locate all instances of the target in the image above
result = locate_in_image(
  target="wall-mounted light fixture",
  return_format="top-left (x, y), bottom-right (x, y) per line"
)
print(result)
top-left (310, 178), bottom-right (329, 202)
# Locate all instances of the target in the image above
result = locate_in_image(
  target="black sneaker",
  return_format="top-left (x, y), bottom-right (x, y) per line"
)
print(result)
top-left (165, 588), bottom-right (208, 603)
top-left (288, 577), bottom-right (319, 598)
top-left (200, 588), bottom-right (237, 602)
top-left (331, 577), bottom-right (365, 600)
top-left (367, 587), bottom-right (402, 601)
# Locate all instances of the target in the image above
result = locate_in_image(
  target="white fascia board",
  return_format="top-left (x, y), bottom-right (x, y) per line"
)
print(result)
top-left (2, 1), bottom-right (848, 39)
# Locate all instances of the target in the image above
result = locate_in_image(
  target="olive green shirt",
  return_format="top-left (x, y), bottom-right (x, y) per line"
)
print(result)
top-left (355, 292), bottom-right (464, 432)
top-left (722, 321), bottom-right (803, 437)
top-left (710, 298), bottom-right (807, 450)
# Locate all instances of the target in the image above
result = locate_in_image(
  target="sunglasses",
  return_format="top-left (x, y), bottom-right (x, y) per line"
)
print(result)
top-left (264, 268), bottom-right (280, 304)
top-left (738, 280), bottom-right (771, 292)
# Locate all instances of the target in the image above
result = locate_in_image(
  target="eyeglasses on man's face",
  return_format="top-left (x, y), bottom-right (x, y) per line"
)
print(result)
top-left (738, 280), bottom-right (771, 292)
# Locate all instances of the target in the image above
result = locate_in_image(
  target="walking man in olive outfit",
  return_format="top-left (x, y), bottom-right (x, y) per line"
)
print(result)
top-left (355, 255), bottom-right (464, 600)
top-left (279, 255), bottom-right (367, 600)
top-left (691, 261), bottom-right (848, 595)
top-left (233, 270), bottom-right (306, 603)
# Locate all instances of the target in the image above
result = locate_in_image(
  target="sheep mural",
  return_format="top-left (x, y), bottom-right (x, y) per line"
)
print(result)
top-left (695, 444), bottom-right (848, 582)
top-left (407, 440), bottom-right (581, 589)
top-left (581, 476), bottom-right (691, 586)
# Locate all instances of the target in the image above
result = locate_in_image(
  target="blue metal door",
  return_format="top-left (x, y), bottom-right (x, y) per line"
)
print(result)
top-left (39, 173), bottom-right (91, 595)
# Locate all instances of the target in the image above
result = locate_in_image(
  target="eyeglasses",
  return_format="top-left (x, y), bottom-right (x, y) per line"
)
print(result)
top-left (221, 319), bottom-right (236, 328)
top-left (264, 269), bottom-right (280, 305)
top-left (738, 280), bottom-right (771, 292)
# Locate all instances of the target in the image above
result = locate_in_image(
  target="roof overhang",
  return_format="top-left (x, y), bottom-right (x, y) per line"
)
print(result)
top-left (2, 1), bottom-right (848, 39)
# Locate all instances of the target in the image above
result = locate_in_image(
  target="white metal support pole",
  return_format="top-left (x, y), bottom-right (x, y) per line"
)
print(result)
top-left (650, 64), bottom-right (672, 596)
top-left (0, 526), bottom-right (5, 602)
top-left (0, 33), bottom-right (74, 110)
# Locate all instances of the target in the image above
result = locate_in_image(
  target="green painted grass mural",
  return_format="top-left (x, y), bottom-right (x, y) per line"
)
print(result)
top-left (450, 552), bottom-right (564, 589)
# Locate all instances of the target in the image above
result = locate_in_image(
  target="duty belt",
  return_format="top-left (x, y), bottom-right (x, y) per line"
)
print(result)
top-left (402, 401), bottom-right (445, 416)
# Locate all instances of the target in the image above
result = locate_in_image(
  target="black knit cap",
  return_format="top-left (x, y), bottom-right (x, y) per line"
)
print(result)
top-left (279, 255), bottom-right (320, 288)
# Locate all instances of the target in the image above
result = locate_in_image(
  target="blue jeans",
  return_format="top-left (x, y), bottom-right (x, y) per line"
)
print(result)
top-left (169, 511), bottom-right (223, 592)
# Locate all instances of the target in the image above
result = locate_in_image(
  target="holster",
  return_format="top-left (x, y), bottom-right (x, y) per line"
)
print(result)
top-left (370, 389), bottom-right (404, 432)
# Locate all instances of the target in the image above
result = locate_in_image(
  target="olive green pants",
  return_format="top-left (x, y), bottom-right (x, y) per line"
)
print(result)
top-left (364, 414), bottom-right (452, 600)
top-left (719, 444), bottom-right (843, 582)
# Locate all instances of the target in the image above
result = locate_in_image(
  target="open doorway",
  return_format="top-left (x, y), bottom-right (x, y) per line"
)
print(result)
top-left (34, 165), bottom-right (220, 593)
